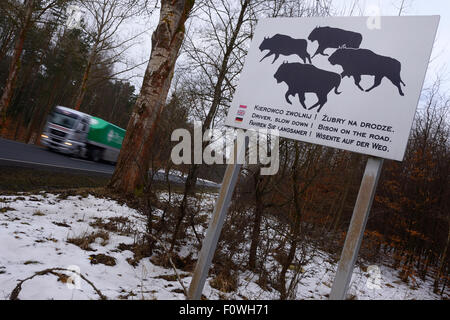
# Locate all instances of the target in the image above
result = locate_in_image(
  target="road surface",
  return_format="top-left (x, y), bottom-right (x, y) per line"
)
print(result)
top-left (0, 138), bottom-right (221, 188)
top-left (0, 138), bottom-right (114, 174)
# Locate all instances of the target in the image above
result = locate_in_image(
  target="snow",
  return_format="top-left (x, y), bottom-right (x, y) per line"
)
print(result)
top-left (0, 193), bottom-right (190, 300)
top-left (0, 192), bottom-right (444, 300)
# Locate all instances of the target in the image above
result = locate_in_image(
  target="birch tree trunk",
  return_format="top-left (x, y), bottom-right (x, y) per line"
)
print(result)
top-left (0, 0), bottom-right (35, 119)
top-left (108, 0), bottom-right (194, 194)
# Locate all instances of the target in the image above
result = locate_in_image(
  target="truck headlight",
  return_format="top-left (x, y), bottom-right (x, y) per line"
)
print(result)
top-left (41, 134), bottom-right (49, 139)
top-left (64, 142), bottom-right (72, 146)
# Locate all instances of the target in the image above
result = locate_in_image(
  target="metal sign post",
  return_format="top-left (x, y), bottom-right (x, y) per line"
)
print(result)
top-left (185, 16), bottom-right (438, 301)
top-left (188, 140), bottom-right (246, 300)
top-left (329, 156), bottom-right (384, 300)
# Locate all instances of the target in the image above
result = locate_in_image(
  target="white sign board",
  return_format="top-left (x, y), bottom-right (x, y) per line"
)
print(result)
top-left (225, 16), bottom-right (439, 161)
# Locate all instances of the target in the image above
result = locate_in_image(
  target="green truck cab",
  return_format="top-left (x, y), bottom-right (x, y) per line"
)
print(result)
top-left (40, 106), bottom-right (125, 162)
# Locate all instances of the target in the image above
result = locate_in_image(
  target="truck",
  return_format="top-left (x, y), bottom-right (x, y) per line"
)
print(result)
top-left (40, 105), bottom-right (125, 163)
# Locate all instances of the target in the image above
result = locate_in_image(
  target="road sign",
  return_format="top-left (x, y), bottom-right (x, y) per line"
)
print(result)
top-left (190, 16), bottom-right (439, 301)
top-left (225, 16), bottom-right (440, 161)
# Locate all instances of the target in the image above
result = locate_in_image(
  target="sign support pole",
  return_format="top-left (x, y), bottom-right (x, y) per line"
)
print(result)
top-left (329, 156), bottom-right (384, 300)
top-left (188, 139), bottom-right (246, 300)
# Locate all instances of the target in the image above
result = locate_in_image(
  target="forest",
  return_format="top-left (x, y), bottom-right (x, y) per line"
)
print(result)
top-left (0, 0), bottom-right (448, 299)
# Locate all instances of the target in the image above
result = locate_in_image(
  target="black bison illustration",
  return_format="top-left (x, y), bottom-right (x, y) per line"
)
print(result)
top-left (259, 34), bottom-right (311, 64)
top-left (274, 62), bottom-right (341, 112)
top-left (328, 48), bottom-right (406, 96)
top-left (308, 26), bottom-right (362, 58)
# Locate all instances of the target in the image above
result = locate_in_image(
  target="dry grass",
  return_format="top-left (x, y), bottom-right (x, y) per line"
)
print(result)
top-left (209, 271), bottom-right (239, 293)
top-left (89, 254), bottom-right (116, 266)
top-left (89, 216), bottom-right (134, 236)
top-left (67, 230), bottom-right (110, 251)
top-left (32, 210), bottom-right (45, 216)
top-left (124, 241), bottom-right (152, 267)
top-left (155, 273), bottom-right (189, 281)
top-left (0, 206), bottom-right (15, 213)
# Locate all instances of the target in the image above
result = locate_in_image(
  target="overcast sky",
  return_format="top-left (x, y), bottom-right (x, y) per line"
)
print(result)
top-left (125, 0), bottom-right (449, 94)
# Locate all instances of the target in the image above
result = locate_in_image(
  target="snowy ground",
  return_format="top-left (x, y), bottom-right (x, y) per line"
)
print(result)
top-left (0, 192), bottom-right (445, 300)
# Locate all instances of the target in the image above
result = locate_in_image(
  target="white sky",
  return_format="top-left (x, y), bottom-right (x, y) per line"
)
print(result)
top-left (126, 0), bottom-right (450, 94)
top-left (335, 0), bottom-right (450, 91)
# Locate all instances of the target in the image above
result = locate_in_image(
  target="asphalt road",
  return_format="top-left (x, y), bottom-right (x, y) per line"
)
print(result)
top-left (0, 138), bottom-right (115, 175)
top-left (0, 138), bottom-right (221, 189)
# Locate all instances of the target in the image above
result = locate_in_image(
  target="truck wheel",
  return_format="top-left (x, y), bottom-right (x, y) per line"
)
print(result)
top-left (90, 148), bottom-right (102, 162)
top-left (75, 146), bottom-right (83, 158)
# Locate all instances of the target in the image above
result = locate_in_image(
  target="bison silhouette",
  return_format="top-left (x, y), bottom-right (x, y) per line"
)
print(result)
top-left (308, 26), bottom-right (362, 58)
top-left (259, 34), bottom-right (311, 64)
top-left (328, 48), bottom-right (406, 96)
top-left (274, 62), bottom-right (341, 112)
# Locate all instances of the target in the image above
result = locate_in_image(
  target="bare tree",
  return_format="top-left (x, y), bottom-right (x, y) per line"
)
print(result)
top-left (169, 0), bottom-right (255, 251)
top-left (73, 0), bottom-right (150, 110)
top-left (108, 0), bottom-right (195, 194)
top-left (0, 0), bottom-right (36, 119)
top-left (0, 0), bottom-right (71, 120)
top-left (0, 7), bottom-right (17, 62)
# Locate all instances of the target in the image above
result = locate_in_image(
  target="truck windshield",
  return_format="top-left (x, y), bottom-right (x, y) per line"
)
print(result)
top-left (49, 111), bottom-right (78, 129)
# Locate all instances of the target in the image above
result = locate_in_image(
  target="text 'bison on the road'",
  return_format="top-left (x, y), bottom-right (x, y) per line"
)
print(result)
top-left (274, 62), bottom-right (341, 112)
top-left (259, 34), bottom-right (311, 64)
top-left (308, 26), bottom-right (362, 58)
top-left (328, 48), bottom-right (406, 96)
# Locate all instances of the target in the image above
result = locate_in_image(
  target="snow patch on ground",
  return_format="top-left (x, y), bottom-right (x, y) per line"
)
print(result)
top-left (0, 193), bottom-right (443, 300)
